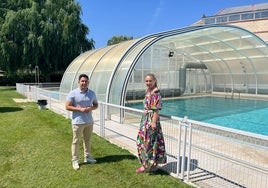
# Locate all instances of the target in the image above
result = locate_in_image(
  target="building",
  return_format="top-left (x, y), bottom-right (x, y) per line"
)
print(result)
top-left (193, 3), bottom-right (268, 43)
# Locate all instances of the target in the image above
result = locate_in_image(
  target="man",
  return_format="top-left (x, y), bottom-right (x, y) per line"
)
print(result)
top-left (65, 74), bottom-right (98, 170)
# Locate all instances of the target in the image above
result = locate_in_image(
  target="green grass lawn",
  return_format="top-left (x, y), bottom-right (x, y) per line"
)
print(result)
top-left (0, 86), bottom-right (193, 188)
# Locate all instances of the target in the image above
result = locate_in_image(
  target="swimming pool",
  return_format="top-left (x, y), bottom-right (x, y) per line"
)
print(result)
top-left (126, 96), bottom-right (268, 136)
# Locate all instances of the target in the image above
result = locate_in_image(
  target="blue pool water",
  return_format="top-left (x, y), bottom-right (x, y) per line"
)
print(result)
top-left (126, 96), bottom-right (268, 136)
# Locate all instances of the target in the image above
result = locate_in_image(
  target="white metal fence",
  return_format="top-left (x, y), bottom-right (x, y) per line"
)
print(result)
top-left (16, 83), bottom-right (268, 188)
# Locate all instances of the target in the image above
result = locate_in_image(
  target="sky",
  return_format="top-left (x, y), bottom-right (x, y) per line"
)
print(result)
top-left (77, 0), bottom-right (268, 49)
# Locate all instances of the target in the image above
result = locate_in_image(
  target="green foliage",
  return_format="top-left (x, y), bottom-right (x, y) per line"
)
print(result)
top-left (107, 35), bottom-right (133, 46)
top-left (0, 0), bottom-right (94, 82)
top-left (0, 86), bottom-right (192, 188)
top-left (0, 73), bottom-right (44, 86)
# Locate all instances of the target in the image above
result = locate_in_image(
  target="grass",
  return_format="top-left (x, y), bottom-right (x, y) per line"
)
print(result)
top-left (0, 86), bottom-right (193, 188)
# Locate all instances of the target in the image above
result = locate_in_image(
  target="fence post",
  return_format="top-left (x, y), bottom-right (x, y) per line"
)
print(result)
top-left (99, 103), bottom-right (105, 137)
top-left (177, 120), bottom-right (182, 178)
top-left (177, 116), bottom-right (192, 181)
top-left (186, 122), bottom-right (192, 181)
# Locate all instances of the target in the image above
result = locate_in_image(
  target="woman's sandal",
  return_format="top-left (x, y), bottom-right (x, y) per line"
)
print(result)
top-left (135, 166), bottom-right (145, 173)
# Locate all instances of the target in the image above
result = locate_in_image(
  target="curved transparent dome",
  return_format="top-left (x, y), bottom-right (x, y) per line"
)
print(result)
top-left (60, 25), bottom-right (268, 105)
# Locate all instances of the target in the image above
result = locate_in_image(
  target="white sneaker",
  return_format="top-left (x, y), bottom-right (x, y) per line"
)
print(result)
top-left (72, 160), bottom-right (80, 170)
top-left (84, 156), bottom-right (97, 164)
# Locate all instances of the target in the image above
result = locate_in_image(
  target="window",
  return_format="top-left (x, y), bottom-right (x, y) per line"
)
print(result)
top-left (255, 12), bottom-right (261, 19)
top-left (204, 18), bottom-right (216, 24)
top-left (241, 13), bottom-right (253, 20)
top-left (261, 11), bottom-right (268, 18)
top-left (229, 14), bottom-right (240, 22)
top-left (216, 16), bottom-right (228, 23)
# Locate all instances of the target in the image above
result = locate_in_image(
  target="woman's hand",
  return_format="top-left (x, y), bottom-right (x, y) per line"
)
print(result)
top-left (151, 122), bottom-right (157, 130)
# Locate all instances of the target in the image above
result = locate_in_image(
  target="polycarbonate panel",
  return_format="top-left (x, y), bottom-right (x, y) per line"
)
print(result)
top-left (240, 48), bottom-right (266, 57)
top-left (253, 57), bottom-right (268, 71)
top-left (60, 51), bottom-right (93, 94)
top-left (59, 72), bottom-right (76, 100)
top-left (74, 47), bottom-right (114, 89)
top-left (257, 74), bottom-right (268, 93)
top-left (109, 38), bottom-right (156, 105)
top-left (225, 60), bottom-right (254, 74)
top-left (89, 40), bottom-right (137, 101)
top-left (227, 38), bottom-right (256, 49)
top-left (212, 74), bottom-right (233, 91)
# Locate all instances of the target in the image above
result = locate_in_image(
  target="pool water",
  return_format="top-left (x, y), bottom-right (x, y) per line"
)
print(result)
top-left (126, 96), bottom-right (268, 136)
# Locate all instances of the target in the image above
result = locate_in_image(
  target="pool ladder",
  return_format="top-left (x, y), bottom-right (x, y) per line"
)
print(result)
top-left (225, 89), bottom-right (240, 99)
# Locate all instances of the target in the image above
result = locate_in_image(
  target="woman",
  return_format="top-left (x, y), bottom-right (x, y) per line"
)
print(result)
top-left (136, 73), bottom-right (167, 173)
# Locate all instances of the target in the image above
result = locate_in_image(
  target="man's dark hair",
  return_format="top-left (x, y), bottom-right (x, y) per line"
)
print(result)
top-left (79, 74), bottom-right (89, 80)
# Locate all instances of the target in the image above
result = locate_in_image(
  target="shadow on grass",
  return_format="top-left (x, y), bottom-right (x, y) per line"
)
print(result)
top-left (148, 168), bottom-right (171, 176)
top-left (89, 154), bottom-right (137, 164)
top-left (0, 107), bottom-right (23, 113)
top-left (80, 154), bottom-right (171, 176)
top-left (80, 154), bottom-right (137, 167)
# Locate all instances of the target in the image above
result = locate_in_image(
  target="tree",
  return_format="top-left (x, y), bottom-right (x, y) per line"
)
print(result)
top-left (107, 35), bottom-right (133, 46)
top-left (0, 0), bottom-right (94, 82)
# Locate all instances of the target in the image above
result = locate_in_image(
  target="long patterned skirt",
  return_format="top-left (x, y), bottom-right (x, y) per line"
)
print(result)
top-left (136, 114), bottom-right (167, 168)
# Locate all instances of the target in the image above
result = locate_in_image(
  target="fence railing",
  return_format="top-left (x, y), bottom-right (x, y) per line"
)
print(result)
top-left (16, 83), bottom-right (268, 188)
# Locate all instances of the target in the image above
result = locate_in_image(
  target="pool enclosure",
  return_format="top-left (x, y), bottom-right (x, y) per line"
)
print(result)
top-left (60, 24), bottom-right (268, 105)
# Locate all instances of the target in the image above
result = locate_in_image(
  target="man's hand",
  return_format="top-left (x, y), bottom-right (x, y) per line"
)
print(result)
top-left (80, 107), bottom-right (92, 113)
